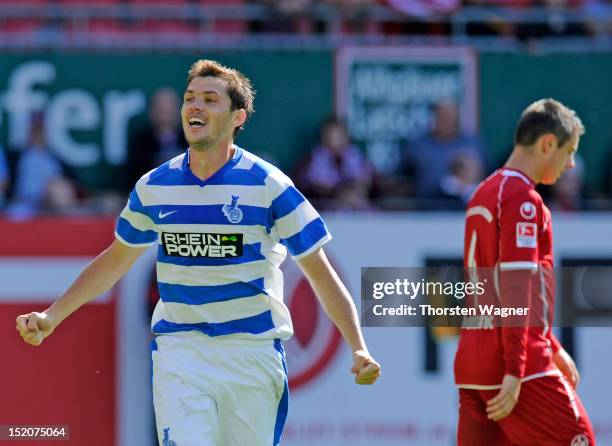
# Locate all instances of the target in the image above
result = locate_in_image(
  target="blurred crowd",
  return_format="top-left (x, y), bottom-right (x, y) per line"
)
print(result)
top-left (0, 112), bottom-right (79, 219)
top-left (0, 0), bottom-right (611, 216)
top-left (0, 88), bottom-right (609, 218)
top-left (0, 0), bottom-right (611, 41)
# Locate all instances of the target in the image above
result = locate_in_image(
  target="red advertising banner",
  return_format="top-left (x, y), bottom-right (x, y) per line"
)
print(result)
top-left (0, 218), bottom-right (117, 446)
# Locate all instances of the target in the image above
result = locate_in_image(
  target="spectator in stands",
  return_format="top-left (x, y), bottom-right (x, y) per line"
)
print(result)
top-left (253, 0), bottom-right (315, 34)
top-left (0, 145), bottom-right (9, 209)
top-left (434, 151), bottom-right (484, 210)
top-left (401, 100), bottom-right (489, 205)
top-left (515, 0), bottom-right (587, 40)
top-left (126, 87), bottom-right (186, 188)
top-left (461, 0), bottom-right (528, 37)
top-left (325, 0), bottom-right (382, 35)
top-left (584, 0), bottom-right (612, 37)
top-left (294, 115), bottom-right (376, 210)
top-left (383, 0), bottom-right (461, 18)
top-left (327, 180), bottom-right (375, 211)
top-left (7, 112), bottom-right (77, 218)
top-left (604, 147), bottom-right (612, 204)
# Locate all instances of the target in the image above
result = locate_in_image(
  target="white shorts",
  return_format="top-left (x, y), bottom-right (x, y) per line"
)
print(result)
top-left (151, 332), bottom-right (289, 446)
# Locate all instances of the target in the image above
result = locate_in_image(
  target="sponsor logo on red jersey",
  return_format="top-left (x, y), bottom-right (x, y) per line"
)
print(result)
top-left (519, 201), bottom-right (537, 220)
top-left (516, 222), bottom-right (537, 248)
top-left (571, 434), bottom-right (590, 446)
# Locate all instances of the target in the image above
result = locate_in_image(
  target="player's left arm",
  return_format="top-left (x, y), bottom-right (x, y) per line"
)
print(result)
top-left (549, 332), bottom-right (579, 388)
top-left (297, 247), bottom-right (381, 385)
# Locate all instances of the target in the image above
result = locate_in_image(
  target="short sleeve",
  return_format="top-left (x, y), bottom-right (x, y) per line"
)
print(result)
top-left (115, 185), bottom-right (158, 247)
top-left (499, 187), bottom-right (540, 271)
top-left (497, 182), bottom-right (541, 379)
top-left (267, 170), bottom-right (331, 259)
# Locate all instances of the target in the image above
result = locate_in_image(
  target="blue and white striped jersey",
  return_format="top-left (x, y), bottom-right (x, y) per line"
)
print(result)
top-left (115, 146), bottom-right (331, 340)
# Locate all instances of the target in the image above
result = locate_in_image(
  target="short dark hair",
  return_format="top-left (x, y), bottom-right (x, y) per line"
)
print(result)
top-left (320, 115), bottom-right (346, 134)
top-left (514, 98), bottom-right (584, 148)
top-left (187, 59), bottom-right (255, 136)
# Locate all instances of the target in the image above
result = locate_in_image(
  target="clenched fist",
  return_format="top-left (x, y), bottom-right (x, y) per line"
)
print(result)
top-left (351, 350), bottom-right (381, 385)
top-left (16, 312), bottom-right (55, 346)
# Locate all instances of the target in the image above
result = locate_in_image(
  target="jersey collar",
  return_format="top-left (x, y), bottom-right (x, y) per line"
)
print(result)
top-left (181, 145), bottom-right (243, 185)
top-left (500, 167), bottom-right (535, 187)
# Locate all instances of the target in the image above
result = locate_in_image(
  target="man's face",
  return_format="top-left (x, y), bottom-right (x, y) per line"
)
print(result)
top-left (181, 76), bottom-right (238, 150)
top-left (540, 133), bottom-right (579, 185)
top-left (322, 123), bottom-right (348, 154)
top-left (151, 89), bottom-right (180, 130)
top-left (433, 102), bottom-right (459, 140)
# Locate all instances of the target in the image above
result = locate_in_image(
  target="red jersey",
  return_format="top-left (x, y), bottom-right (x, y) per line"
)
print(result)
top-left (454, 167), bottom-right (562, 388)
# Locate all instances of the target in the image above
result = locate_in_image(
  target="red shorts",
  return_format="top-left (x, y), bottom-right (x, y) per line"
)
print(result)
top-left (458, 374), bottom-right (595, 446)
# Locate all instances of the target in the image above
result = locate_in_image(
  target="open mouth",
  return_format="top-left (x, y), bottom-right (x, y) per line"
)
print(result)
top-left (188, 117), bottom-right (206, 129)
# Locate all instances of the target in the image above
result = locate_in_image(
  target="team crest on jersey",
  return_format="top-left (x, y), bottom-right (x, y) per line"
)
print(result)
top-left (162, 428), bottom-right (177, 446)
top-left (519, 201), bottom-right (536, 220)
top-left (516, 222), bottom-right (537, 248)
top-left (571, 434), bottom-right (589, 446)
top-left (222, 195), bottom-right (243, 224)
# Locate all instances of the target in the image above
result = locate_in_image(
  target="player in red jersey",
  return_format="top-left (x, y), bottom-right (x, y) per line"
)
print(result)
top-left (455, 99), bottom-right (595, 445)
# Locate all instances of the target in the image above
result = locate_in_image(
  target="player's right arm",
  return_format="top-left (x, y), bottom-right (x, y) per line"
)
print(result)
top-left (17, 179), bottom-right (157, 346)
top-left (16, 240), bottom-right (148, 346)
top-left (487, 185), bottom-right (541, 420)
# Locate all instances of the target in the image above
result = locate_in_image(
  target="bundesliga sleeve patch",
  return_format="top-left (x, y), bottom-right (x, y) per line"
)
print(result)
top-left (162, 232), bottom-right (243, 258)
top-left (516, 222), bottom-right (537, 248)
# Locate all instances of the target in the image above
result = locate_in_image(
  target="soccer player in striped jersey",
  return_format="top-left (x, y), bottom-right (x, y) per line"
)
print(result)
top-left (456, 99), bottom-right (595, 445)
top-left (16, 59), bottom-right (381, 446)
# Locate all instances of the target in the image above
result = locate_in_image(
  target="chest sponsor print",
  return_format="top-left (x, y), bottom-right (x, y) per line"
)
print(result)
top-left (162, 232), bottom-right (243, 258)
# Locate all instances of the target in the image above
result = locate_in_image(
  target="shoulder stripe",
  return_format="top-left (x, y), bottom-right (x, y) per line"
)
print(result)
top-left (128, 189), bottom-right (148, 215)
top-left (116, 217), bottom-right (157, 245)
top-left (168, 154), bottom-right (184, 170)
top-left (502, 169), bottom-right (531, 185)
top-left (292, 233), bottom-right (332, 260)
top-left (234, 153), bottom-right (256, 171)
top-left (271, 186), bottom-right (306, 220)
top-left (250, 162), bottom-right (273, 181)
top-left (115, 230), bottom-right (156, 248)
top-left (275, 200), bottom-right (319, 237)
top-left (265, 168), bottom-right (294, 201)
top-left (281, 217), bottom-right (330, 258)
top-left (466, 206), bottom-right (493, 223)
top-left (121, 206), bottom-right (154, 232)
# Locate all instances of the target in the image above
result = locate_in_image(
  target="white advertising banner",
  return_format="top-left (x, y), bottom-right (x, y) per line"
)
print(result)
top-left (115, 213), bottom-right (612, 445)
top-left (281, 213), bottom-right (612, 446)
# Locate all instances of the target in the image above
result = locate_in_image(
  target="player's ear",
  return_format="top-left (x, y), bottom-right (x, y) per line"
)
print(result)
top-left (233, 108), bottom-right (247, 129)
top-left (539, 133), bottom-right (556, 155)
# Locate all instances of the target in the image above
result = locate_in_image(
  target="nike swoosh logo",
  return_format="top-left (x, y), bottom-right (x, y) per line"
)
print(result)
top-left (158, 210), bottom-right (178, 219)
